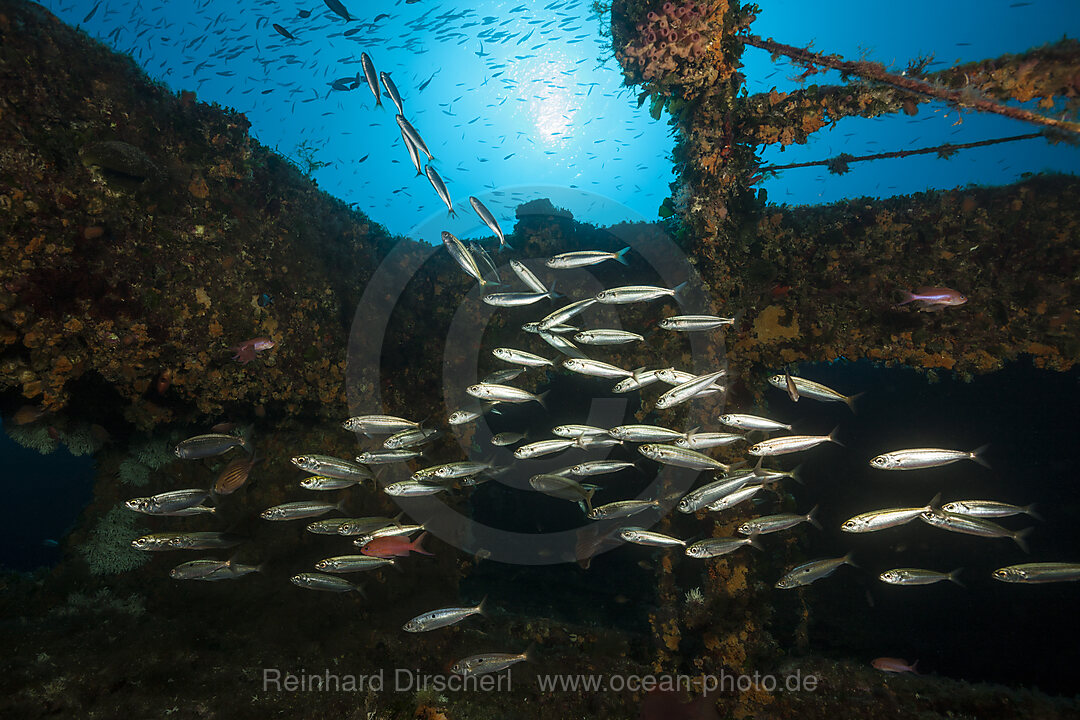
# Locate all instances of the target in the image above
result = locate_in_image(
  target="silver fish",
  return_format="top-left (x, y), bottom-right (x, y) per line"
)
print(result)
top-left (360, 52), bottom-right (381, 107)
top-left (509, 260), bottom-right (546, 292)
top-left (992, 563), bottom-right (1080, 583)
top-left (404, 598), bottom-right (487, 632)
top-left (523, 322), bottom-right (577, 335)
top-left (484, 368), bottom-right (525, 384)
top-left (941, 500), bottom-right (1041, 520)
top-left (775, 554), bottom-right (856, 589)
top-left (677, 471), bottom-right (758, 513)
top-left (655, 370), bottom-right (727, 409)
top-left (174, 433), bottom-right (246, 459)
top-left (493, 348), bottom-right (553, 367)
top-left (450, 650), bottom-right (530, 677)
top-left (379, 71), bottom-right (403, 114)
top-left (483, 290), bottom-right (555, 307)
top-left (399, 123), bottom-right (423, 175)
top-left (395, 114), bottom-right (432, 160)
top-left (342, 415), bottom-right (419, 435)
top-left (704, 483), bottom-right (767, 512)
top-left (767, 375), bottom-right (861, 411)
top-left (919, 509), bottom-right (1032, 551)
top-left (620, 527), bottom-right (686, 547)
top-left (291, 455), bottom-right (372, 481)
top-left (132, 531), bottom-right (244, 551)
top-left (587, 499), bottom-right (661, 520)
top-left (656, 368), bottom-right (726, 387)
top-left (545, 247), bottom-right (629, 269)
top-left (448, 408), bottom-right (483, 425)
top-left (659, 315), bottom-right (735, 331)
top-left (426, 166), bottom-right (457, 218)
top-left (261, 500), bottom-right (342, 521)
top-left (612, 369), bottom-right (668, 393)
top-left (428, 460), bottom-right (498, 479)
top-left (355, 449), bottom-right (422, 464)
top-left (638, 444), bottom-right (730, 472)
top-left (384, 480), bottom-right (448, 497)
top-left (315, 555), bottom-right (395, 573)
top-left (718, 414), bottom-right (792, 432)
top-left (470, 196), bottom-right (510, 251)
top-left (608, 424), bottom-right (685, 442)
top-left (384, 426), bottom-right (440, 449)
top-left (675, 432), bottom-right (745, 449)
top-left (552, 424), bottom-right (609, 439)
top-left (685, 534), bottom-right (761, 558)
top-left (290, 572), bottom-right (362, 593)
top-left (748, 429), bottom-right (841, 457)
top-left (842, 496), bottom-right (938, 533)
top-left (571, 460), bottom-right (636, 476)
top-left (562, 358), bottom-right (633, 379)
top-left (491, 432), bottom-right (525, 446)
top-left (880, 568), bottom-right (963, 586)
top-left (442, 231), bottom-right (491, 286)
top-left (870, 446), bottom-right (990, 470)
top-left (170, 559), bottom-right (235, 580)
top-left (353, 524), bottom-right (425, 546)
top-left (515, 439), bottom-right (579, 459)
top-left (335, 517), bottom-right (401, 536)
top-left (529, 474), bottom-right (597, 510)
top-left (188, 562), bottom-right (261, 581)
top-left (466, 383), bottom-right (546, 407)
top-left (300, 475), bottom-right (362, 490)
top-left (125, 489), bottom-right (211, 516)
top-left (739, 506), bottom-right (820, 536)
top-left (595, 283), bottom-right (685, 304)
top-left (468, 241), bottom-right (500, 284)
top-left (573, 329), bottom-right (643, 345)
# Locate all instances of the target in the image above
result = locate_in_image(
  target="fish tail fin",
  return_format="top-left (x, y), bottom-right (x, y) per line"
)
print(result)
top-left (844, 391), bottom-right (865, 413)
top-left (927, 492), bottom-right (942, 511)
top-left (535, 390), bottom-right (549, 409)
top-left (523, 642), bottom-right (538, 664)
top-left (948, 568), bottom-right (965, 587)
top-left (476, 594), bottom-right (488, 616)
top-left (547, 280), bottom-right (561, 301)
top-left (746, 531), bottom-right (763, 551)
top-left (1025, 503), bottom-right (1043, 521)
top-left (970, 444), bottom-right (991, 469)
top-left (843, 552), bottom-right (859, 569)
top-left (895, 291), bottom-right (916, 306)
top-left (1013, 527), bottom-right (1033, 554)
top-left (353, 582), bottom-right (367, 598)
top-left (911, 660), bottom-right (919, 674)
top-left (752, 457), bottom-right (766, 476)
top-left (828, 426), bottom-right (845, 447)
top-left (671, 280), bottom-right (689, 302)
top-left (788, 464), bottom-right (804, 484)
top-left (806, 505), bottom-right (822, 530)
top-left (614, 246), bottom-right (631, 265)
top-left (412, 531), bottom-right (434, 556)
top-left (335, 499), bottom-right (348, 514)
top-left (448, 208), bottom-right (458, 219)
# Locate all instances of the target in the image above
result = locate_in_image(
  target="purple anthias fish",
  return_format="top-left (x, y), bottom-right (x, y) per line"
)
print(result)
top-left (232, 337), bottom-right (274, 364)
top-left (896, 287), bottom-right (967, 310)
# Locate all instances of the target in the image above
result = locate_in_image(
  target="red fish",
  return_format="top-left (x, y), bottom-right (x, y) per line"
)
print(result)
top-left (871, 657), bottom-right (918, 673)
top-left (896, 287), bottom-right (966, 310)
top-left (360, 532), bottom-right (432, 558)
top-left (231, 337), bottom-right (275, 364)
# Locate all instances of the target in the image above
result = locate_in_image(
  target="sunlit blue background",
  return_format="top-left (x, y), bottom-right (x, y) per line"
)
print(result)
top-left (40, 0), bottom-right (1080, 236)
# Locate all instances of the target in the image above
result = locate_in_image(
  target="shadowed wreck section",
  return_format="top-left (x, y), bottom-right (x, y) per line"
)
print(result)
top-left (1, 0), bottom-right (1079, 718)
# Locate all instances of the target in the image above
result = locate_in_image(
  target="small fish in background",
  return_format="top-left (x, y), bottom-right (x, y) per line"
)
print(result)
top-left (895, 286), bottom-right (967, 311)
top-left (214, 454), bottom-right (261, 495)
top-left (879, 568), bottom-right (963, 586)
top-left (323, 0), bottom-right (351, 22)
top-left (257, 293), bottom-right (274, 307)
top-left (231, 337), bottom-right (274, 364)
top-left (360, 52), bottom-right (380, 107)
top-left (450, 649), bottom-right (531, 677)
top-left (871, 657), bottom-right (918, 674)
top-left (175, 433), bottom-right (248, 459)
top-left (380, 71), bottom-right (404, 115)
top-left (360, 531), bottom-right (432, 558)
top-left (775, 554), bottom-right (856, 589)
top-left (403, 598), bottom-right (486, 632)
top-left (297, 9), bottom-right (312, 18)
top-left (290, 572), bottom-right (363, 593)
top-left (469, 196), bottom-right (511, 251)
top-left (272, 23), bottom-right (296, 40)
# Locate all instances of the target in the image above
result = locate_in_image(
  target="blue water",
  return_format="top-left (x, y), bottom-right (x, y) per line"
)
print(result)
top-left (40, 0), bottom-right (1080, 236)
top-left (0, 420), bottom-right (95, 572)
